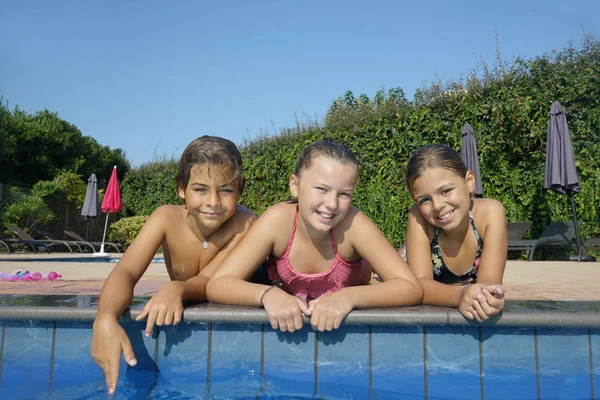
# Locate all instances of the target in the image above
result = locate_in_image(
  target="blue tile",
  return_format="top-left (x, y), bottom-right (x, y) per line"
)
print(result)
top-left (537, 327), bottom-right (592, 400)
top-left (592, 328), bottom-right (599, 399)
top-left (0, 320), bottom-right (53, 399)
top-left (426, 325), bottom-right (481, 400)
top-left (371, 325), bottom-right (424, 400)
top-left (50, 321), bottom-right (103, 398)
top-left (262, 325), bottom-right (316, 398)
top-left (209, 323), bottom-right (262, 399)
top-left (156, 321), bottom-right (208, 395)
top-left (481, 327), bottom-right (537, 400)
top-left (317, 326), bottom-right (370, 399)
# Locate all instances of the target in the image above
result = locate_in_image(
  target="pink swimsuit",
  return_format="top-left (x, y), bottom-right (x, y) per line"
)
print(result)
top-left (267, 210), bottom-right (371, 300)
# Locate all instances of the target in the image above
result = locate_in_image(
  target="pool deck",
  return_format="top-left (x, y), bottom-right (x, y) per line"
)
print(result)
top-left (0, 253), bottom-right (598, 301)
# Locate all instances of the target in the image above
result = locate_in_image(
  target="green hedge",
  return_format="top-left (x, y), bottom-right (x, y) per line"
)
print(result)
top-left (119, 36), bottom-right (600, 253)
top-left (239, 35), bottom-right (600, 248)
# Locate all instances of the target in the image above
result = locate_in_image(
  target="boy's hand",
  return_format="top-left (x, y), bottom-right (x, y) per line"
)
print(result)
top-left (262, 287), bottom-right (310, 333)
top-left (307, 289), bottom-right (354, 332)
top-left (459, 284), bottom-right (505, 322)
top-left (91, 316), bottom-right (137, 394)
top-left (136, 281), bottom-right (185, 337)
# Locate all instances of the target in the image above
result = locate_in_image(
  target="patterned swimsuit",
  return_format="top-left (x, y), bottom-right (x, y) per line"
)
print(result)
top-left (431, 212), bottom-right (483, 284)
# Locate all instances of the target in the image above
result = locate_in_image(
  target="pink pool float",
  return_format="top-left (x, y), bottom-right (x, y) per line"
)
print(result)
top-left (0, 270), bottom-right (62, 282)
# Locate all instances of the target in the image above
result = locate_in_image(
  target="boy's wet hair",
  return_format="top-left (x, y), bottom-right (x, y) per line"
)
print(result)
top-left (294, 140), bottom-right (359, 177)
top-left (176, 136), bottom-right (245, 193)
top-left (405, 144), bottom-right (468, 191)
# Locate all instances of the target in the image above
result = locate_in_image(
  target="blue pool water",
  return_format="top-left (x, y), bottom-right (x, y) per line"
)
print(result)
top-left (0, 298), bottom-right (598, 399)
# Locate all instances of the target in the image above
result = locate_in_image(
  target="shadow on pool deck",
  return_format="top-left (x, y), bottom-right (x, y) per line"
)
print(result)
top-left (0, 254), bottom-right (598, 301)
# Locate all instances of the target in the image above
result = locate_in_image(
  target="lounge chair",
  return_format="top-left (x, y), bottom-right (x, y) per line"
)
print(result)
top-left (580, 237), bottom-right (600, 260)
top-left (7, 226), bottom-right (75, 253)
top-left (507, 222), bottom-right (533, 241)
top-left (508, 221), bottom-right (580, 261)
top-left (2, 227), bottom-right (53, 253)
top-left (64, 230), bottom-right (125, 253)
top-left (0, 238), bottom-right (13, 253)
top-left (37, 230), bottom-right (95, 253)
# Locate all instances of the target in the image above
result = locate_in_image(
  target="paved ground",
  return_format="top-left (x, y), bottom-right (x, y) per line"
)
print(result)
top-left (0, 254), bottom-right (598, 301)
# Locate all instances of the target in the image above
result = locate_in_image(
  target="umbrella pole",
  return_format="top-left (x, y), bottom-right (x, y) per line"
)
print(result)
top-left (98, 213), bottom-right (110, 255)
top-left (569, 193), bottom-right (582, 261)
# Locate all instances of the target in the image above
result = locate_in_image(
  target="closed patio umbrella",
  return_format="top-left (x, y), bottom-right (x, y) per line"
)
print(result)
top-left (543, 101), bottom-right (583, 261)
top-left (81, 173), bottom-right (100, 240)
top-left (94, 166), bottom-right (123, 257)
top-left (461, 123), bottom-right (483, 197)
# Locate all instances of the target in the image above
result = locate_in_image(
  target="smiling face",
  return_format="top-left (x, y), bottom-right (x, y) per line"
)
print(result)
top-left (290, 156), bottom-right (358, 234)
top-left (409, 167), bottom-right (475, 231)
top-left (178, 164), bottom-right (240, 234)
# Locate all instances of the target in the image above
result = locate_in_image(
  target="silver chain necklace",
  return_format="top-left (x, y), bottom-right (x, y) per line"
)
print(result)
top-left (187, 213), bottom-right (209, 249)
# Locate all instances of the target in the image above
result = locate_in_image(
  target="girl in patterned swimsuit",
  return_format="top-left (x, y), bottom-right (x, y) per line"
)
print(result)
top-left (208, 140), bottom-right (423, 333)
top-left (403, 144), bottom-right (507, 321)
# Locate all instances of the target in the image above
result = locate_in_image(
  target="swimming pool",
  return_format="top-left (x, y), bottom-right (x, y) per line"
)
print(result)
top-left (0, 297), bottom-right (598, 399)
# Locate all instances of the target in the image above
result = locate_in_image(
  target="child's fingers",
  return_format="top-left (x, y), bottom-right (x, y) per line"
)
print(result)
top-left (145, 309), bottom-right (159, 337)
top-left (135, 300), bottom-right (152, 321)
top-left (333, 313), bottom-right (344, 330)
top-left (293, 310), bottom-right (304, 331)
top-left (122, 339), bottom-right (137, 367)
top-left (325, 315), bottom-right (335, 331)
top-left (472, 299), bottom-right (488, 321)
top-left (298, 299), bottom-right (311, 316)
top-left (173, 309), bottom-right (183, 325)
top-left (482, 290), bottom-right (504, 311)
top-left (105, 357), bottom-right (121, 394)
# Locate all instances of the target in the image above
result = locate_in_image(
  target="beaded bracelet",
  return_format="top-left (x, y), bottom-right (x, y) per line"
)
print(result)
top-left (259, 285), bottom-right (277, 307)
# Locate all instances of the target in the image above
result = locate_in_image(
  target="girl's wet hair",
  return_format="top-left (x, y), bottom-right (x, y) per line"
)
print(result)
top-left (405, 144), bottom-right (468, 191)
top-left (294, 140), bottom-right (359, 177)
top-left (176, 136), bottom-right (245, 193)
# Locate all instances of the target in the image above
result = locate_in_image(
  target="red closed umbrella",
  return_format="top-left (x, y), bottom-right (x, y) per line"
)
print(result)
top-left (95, 166), bottom-right (123, 256)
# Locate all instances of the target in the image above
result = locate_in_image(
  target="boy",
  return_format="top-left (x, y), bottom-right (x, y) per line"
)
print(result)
top-left (91, 136), bottom-right (256, 394)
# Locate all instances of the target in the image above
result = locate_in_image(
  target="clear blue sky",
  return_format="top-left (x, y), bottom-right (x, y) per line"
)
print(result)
top-left (2, 1), bottom-right (598, 167)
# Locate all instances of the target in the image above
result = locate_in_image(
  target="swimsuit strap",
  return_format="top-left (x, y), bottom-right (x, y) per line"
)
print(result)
top-left (286, 207), bottom-right (337, 257)
top-left (469, 211), bottom-right (483, 247)
top-left (282, 208), bottom-right (300, 257)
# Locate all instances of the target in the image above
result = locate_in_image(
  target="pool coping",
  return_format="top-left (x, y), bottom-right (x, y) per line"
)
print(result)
top-left (1, 300), bottom-right (599, 328)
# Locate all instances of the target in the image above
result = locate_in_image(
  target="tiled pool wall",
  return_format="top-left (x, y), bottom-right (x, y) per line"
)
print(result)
top-left (0, 302), bottom-right (599, 399)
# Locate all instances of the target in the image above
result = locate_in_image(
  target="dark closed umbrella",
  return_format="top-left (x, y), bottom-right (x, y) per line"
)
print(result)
top-left (461, 123), bottom-right (483, 197)
top-left (81, 174), bottom-right (100, 219)
top-left (81, 173), bottom-right (100, 240)
top-left (543, 101), bottom-right (582, 259)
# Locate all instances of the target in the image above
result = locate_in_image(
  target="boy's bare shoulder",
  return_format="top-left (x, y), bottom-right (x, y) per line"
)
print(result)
top-left (228, 204), bottom-right (257, 229)
top-left (151, 204), bottom-right (186, 220)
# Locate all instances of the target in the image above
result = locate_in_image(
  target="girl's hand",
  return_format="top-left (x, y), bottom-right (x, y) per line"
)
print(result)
top-left (459, 284), bottom-right (505, 322)
top-left (262, 287), bottom-right (310, 333)
top-left (307, 289), bottom-right (354, 332)
top-left (135, 281), bottom-right (185, 337)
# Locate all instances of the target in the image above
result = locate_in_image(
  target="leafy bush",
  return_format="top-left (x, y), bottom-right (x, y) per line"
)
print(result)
top-left (108, 215), bottom-right (148, 246)
top-left (239, 35), bottom-right (600, 253)
top-left (120, 157), bottom-right (182, 217)
top-left (1, 187), bottom-right (55, 233)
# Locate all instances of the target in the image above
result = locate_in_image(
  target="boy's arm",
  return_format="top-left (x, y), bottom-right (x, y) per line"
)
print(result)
top-left (92, 206), bottom-right (168, 393)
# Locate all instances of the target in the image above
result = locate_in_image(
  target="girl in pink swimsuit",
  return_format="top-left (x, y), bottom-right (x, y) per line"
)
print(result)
top-left (208, 140), bottom-right (423, 333)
